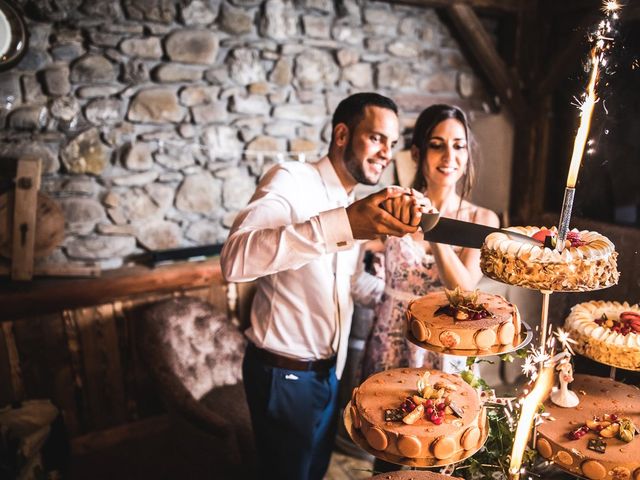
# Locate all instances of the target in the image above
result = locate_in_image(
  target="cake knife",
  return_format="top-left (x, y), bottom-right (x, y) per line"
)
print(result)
top-left (420, 213), bottom-right (544, 249)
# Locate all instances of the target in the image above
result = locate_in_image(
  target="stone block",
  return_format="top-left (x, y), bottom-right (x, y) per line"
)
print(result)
top-left (60, 128), bottom-right (110, 175)
top-left (220, 2), bottom-right (254, 35)
top-left (120, 37), bottom-right (163, 59)
top-left (70, 55), bottom-right (118, 83)
top-left (165, 30), bottom-right (219, 65)
top-left (128, 88), bottom-right (186, 123)
top-left (181, 0), bottom-right (218, 25)
top-left (176, 171), bottom-right (222, 214)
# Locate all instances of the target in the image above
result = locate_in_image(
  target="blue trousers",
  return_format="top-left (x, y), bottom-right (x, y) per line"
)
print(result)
top-left (243, 345), bottom-right (339, 480)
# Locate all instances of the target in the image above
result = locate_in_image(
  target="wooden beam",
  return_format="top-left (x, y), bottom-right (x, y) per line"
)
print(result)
top-left (509, 96), bottom-right (554, 223)
top-left (387, 0), bottom-right (524, 13)
top-left (445, 4), bottom-right (529, 121)
top-left (11, 158), bottom-right (41, 281)
top-left (0, 259), bottom-right (224, 321)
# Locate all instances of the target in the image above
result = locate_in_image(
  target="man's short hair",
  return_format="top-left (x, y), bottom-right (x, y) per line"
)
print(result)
top-left (331, 92), bottom-right (398, 140)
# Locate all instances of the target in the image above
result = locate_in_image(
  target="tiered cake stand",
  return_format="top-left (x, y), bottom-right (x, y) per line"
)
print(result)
top-left (481, 261), bottom-right (637, 480)
top-left (534, 305), bottom-right (640, 480)
top-left (343, 305), bottom-right (533, 469)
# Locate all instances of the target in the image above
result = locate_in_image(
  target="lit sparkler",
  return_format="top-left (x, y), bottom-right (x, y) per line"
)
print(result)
top-left (521, 357), bottom-right (536, 378)
top-left (508, 366), bottom-right (555, 480)
top-left (557, 0), bottom-right (622, 250)
top-left (601, 0), bottom-right (621, 14)
top-left (554, 328), bottom-right (578, 355)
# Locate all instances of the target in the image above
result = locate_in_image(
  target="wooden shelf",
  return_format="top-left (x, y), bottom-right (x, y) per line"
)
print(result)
top-left (0, 259), bottom-right (224, 321)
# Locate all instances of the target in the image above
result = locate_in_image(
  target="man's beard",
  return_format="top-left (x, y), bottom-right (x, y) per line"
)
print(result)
top-left (344, 138), bottom-right (379, 186)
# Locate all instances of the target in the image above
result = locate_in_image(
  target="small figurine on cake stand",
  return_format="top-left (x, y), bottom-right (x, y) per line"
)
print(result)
top-left (550, 352), bottom-right (579, 408)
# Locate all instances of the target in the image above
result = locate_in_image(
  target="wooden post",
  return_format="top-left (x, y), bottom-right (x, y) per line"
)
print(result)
top-left (11, 157), bottom-right (42, 281)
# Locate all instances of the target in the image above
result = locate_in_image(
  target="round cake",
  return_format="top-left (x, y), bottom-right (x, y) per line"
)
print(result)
top-left (480, 226), bottom-right (619, 291)
top-left (406, 288), bottom-right (521, 352)
top-left (565, 301), bottom-right (640, 370)
top-left (349, 368), bottom-right (485, 463)
top-left (536, 374), bottom-right (640, 480)
top-left (370, 471), bottom-right (462, 480)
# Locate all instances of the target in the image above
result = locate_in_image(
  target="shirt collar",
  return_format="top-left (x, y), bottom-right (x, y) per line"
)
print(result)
top-left (314, 156), bottom-right (353, 206)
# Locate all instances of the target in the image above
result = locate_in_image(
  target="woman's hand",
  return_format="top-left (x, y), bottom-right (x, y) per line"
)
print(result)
top-left (346, 187), bottom-right (423, 239)
top-left (381, 189), bottom-right (435, 227)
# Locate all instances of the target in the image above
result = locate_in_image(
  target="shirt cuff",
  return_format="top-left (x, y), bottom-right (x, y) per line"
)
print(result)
top-left (318, 207), bottom-right (355, 253)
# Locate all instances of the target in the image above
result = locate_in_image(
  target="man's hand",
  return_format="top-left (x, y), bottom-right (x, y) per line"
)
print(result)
top-left (382, 189), bottom-right (433, 227)
top-left (346, 187), bottom-right (433, 239)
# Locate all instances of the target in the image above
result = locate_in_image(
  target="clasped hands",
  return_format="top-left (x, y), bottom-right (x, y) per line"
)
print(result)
top-left (346, 186), bottom-right (438, 240)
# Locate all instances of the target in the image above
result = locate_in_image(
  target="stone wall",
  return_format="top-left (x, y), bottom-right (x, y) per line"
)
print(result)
top-left (0, 0), bottom-right (490, 270)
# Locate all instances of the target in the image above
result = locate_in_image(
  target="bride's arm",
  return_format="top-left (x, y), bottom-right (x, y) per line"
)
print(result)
top-left (429, 208), bottom-right (499, 290)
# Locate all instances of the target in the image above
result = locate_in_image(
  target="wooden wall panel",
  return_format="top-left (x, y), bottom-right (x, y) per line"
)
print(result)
top-left (0, 323), bottom-right (17, 404)
top-left (0, 322), bottom-right (23, 401)
top-left (73, 305), bottom-right (127, 431)
top-left (0, 266), bottom-right (252, 443)
top-left (11, 312), bottom-right (81, 433)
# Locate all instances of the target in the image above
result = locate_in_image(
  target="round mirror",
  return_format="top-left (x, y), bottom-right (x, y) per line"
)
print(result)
top-left (0, 0), bottom-right (28, 71)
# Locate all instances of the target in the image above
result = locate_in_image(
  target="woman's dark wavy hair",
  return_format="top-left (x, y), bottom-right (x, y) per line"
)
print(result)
top-left (410, 104), bottom-right (476, 206)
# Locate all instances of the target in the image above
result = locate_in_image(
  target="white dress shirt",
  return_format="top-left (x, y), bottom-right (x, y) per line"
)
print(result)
top-left (220, 156), bottom-right (360, 377)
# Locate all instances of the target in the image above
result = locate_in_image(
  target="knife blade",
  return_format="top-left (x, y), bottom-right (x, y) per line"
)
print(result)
top-left (421, 215), bottom-right (543, 249)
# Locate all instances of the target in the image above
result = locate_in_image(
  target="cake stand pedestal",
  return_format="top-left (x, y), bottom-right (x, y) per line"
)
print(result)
top-left (538, 289), bottom-right (553, 353)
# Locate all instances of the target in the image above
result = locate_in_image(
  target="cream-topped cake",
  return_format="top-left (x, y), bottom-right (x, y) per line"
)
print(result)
top-left (564, 301), bottom-right (640, 370)
top-left (480, 226), bottom-right (619, 291)
top-left (536, 374), bottom-right (640, 480)
top-left (406, 288), bottom-right (521, 351)
top-left (349, 368), bottom-right (485, 462)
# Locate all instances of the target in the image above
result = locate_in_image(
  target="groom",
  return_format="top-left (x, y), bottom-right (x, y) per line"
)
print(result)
top-left (221, 92), bottom-right (430, 480)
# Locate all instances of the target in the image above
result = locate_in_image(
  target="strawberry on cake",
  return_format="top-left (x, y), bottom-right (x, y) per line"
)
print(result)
top-left (564, 300), bottom-right (640, 370)
top-left (480, 226), bottom-right (619, 292)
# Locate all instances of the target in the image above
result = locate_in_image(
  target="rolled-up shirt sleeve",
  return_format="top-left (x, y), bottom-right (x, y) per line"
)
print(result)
top-left (221, 164), bottom-right (354, 282)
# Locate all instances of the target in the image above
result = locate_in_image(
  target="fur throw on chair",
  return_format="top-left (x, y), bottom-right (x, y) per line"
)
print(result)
top-left (142, 297), bottom-right (246, 400)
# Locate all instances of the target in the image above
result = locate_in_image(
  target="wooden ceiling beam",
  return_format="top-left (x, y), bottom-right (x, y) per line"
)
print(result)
top-left (387, 0), bottom-right (524, 14)
top-left (444, 4), bottom-right (529, 121)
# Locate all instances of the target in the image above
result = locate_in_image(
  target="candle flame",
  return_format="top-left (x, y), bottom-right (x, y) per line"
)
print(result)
top-left (566, 49), bottom-right (600, 188)
top-left (508, 366), bottom-right (554, 476)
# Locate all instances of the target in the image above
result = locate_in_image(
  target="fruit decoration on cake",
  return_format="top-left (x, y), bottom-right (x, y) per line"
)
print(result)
top-left (406, 288), bottom-right (521, 351)
top-left (480, 226), bottom-right (619, 291)
top-left (536, 375), bottom-right (640, 480)
top-left (383, 371), bottom-right (465, 427)
top-left (566, 413), bottom-right (637, 446)
top-left (433, 287), bottom-right (494, 322)
top-left (564, 301), bottom-right (640, 370)
top-left (349, 368), bottom-right (484, 462)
